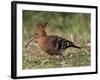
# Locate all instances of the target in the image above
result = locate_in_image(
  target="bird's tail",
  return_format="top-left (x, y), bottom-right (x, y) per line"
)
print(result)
top-left (72, 44), bottom-right (81, 49)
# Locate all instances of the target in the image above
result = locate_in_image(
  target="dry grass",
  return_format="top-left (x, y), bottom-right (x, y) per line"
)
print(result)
top-left (22, 37), bottom-right (90, 69)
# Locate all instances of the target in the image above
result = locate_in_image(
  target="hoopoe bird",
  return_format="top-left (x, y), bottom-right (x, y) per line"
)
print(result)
top-left (25, 22), bottom-right (81, 59)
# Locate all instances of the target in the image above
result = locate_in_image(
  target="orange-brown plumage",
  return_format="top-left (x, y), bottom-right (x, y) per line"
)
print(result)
top-left (25, 22), bottom-right (81, 58)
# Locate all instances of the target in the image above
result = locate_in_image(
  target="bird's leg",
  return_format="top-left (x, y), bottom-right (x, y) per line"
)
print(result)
top-left (59, 54), bottom-right (64, 61)
top-left (50, 54), bottom-right (55, 59)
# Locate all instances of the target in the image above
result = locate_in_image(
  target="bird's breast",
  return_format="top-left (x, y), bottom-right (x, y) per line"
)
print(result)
top-left (37, 37), bottom-right (48, 51)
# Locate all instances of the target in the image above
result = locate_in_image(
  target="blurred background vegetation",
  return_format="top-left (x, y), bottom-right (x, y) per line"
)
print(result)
top-left (23, 10), bottom-right (91, 69)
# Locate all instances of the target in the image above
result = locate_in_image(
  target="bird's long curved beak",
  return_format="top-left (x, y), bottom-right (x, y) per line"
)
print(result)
top-left (25, 38), bottom-right (34, 48)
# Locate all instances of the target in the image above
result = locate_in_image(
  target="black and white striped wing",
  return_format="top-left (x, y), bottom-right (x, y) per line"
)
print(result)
top-left (56, 37), bottom-right (73, 49)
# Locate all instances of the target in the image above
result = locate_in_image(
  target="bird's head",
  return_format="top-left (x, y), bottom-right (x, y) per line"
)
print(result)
top-left (34, 22), bottom-right (48, 40)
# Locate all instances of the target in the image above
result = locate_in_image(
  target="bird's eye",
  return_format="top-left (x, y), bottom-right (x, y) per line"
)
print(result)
top-left (35, 33), bottom-right (38, 35)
